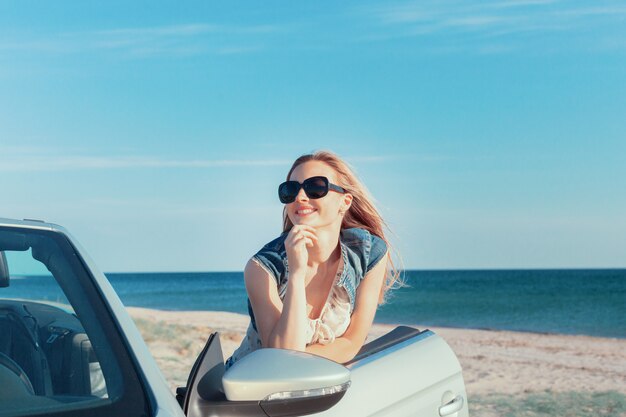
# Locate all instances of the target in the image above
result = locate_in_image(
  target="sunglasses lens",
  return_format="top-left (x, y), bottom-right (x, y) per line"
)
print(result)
top-left (303, 177), bottom-right (329, 199)
top-left (278, 181), bottom-right (300, 203)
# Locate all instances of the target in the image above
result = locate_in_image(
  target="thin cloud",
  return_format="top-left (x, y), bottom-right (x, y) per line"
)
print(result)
top-left (93, 23), bottom-right (280, 43)
top-left (446, 15), bottom-right (506, 27)
top-left (358, 0), bottom-right (626, 52)
top-left (0, 23), bottom-right (284, 58)
top-left (84, 198), bottom-right (278, 216)
top-left (215, 45), bottom-right (265, 55)
top-left (345, 155), bottom-right (393, 163)
top-left (94, 24), bottom-right (220, 38)
top-left (488, 0), bottom-right (558, 9)
top-left (0, 149), bottom-right (417, 172)
top-left (367, 2), bottom-right (547, 31)
top-left (555, 5), bottom-right (626, 17)
top-left (346, 153), bottom-right (454, 164)
top-left (0, 153), bottom-right (291, 172)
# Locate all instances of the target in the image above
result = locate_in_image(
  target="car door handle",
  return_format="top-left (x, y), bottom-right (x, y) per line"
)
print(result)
top-left (439, 394), bottom-right (464, 416)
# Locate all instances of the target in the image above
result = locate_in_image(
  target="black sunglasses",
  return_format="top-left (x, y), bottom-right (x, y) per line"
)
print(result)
top-left (278, 176), bottom-right (346, 204)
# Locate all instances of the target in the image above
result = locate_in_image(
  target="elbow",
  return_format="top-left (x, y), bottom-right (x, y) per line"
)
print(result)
top-left (340, 336), bottom-right (366, 363)
top-left (343, 345), bottom-right (360, 363)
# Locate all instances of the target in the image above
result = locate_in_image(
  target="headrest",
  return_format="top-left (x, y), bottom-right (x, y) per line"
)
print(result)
top-left (0, 252), bottom-right (8, 288)
top-left (0, 231), bottom-right (29, 252)
top-left (0, 231), bottom-right (30, 289)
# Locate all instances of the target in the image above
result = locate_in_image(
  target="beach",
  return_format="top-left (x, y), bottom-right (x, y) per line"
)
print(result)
top-left (128, 307), bottom-right (626, 416)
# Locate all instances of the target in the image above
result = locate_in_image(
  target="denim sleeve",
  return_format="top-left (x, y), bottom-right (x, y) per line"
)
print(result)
top-left (251, 253), bottom-right (281, 286)
top-left (251, 235), bottom-right (286, 287)
top-left (246, 254), bottom-right (278, 334)
top-left (366, 234), bottom-right (388, 273)
top-left (247, 237), bottom-right (287, 332)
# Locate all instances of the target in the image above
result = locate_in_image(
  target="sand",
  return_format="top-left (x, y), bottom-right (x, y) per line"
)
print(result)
top-left (126, 307), bottom-right (626, 397)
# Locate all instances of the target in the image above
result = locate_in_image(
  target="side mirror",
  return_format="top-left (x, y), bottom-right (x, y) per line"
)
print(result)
top-left (223, 349), bottom-right (350, 416)
top-left (0, 251), bottom-right (9, 288)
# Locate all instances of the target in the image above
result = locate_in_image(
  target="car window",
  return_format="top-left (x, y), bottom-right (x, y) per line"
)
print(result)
top-left (0, 228), bottom-right (150, 417)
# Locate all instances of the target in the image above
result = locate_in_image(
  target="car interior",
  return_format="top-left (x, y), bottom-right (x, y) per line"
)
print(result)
top-left (0, 233), bottom-right (108, 415)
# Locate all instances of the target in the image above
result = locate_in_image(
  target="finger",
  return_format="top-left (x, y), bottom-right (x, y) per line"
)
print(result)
top-left (291, 234), bottom-right (308, 246)
top-left (287, 227), bottom-right (306, 240)
top-left (292, 225), bottom-right (317, 234)
top-left (288, 227), bottom-right (306, 240)
top-left (290, 228), bottom-right (318, 242)
top-left (298, 230), bottom-right (318, 240)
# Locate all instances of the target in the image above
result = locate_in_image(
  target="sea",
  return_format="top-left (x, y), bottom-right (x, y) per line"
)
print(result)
top-left (6, 269), bottom-right (626, 339)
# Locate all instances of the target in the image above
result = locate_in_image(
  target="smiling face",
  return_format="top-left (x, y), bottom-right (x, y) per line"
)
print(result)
top-left (285, 160), bottom-right (352, 230)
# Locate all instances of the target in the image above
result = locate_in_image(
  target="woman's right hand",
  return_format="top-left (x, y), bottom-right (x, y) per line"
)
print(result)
top-left (284, 225), bottom-right (318, 276)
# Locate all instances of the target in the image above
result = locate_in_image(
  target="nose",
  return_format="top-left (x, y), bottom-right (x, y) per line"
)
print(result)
top-left (295, 187), bottom-right (309, 202)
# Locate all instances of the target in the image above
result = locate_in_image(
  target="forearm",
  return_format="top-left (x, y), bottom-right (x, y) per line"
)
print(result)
top-left (266, 272), bottom-right (308, 350)
top-left (305, 337), bottom-right (361, 363)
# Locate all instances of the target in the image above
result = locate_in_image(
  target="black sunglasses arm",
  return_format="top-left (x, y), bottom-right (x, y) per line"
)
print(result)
top-left (329, 183), bottom-right (346, 193)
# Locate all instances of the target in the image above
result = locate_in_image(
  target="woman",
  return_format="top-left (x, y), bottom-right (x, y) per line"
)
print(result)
top-left (225, 151), bottom-right (399, 368)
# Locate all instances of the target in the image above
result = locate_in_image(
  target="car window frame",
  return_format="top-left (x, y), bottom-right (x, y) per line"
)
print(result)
top-left (0, 226), bottom-right (154, 417)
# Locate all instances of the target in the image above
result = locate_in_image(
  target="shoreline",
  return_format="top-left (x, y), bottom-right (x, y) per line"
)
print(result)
top-left (126, 307), bottom-right (626, 397)
top-left (123, 306), bottom-right (626, 341)
top-left (373, 320), bottom-right (626, 341)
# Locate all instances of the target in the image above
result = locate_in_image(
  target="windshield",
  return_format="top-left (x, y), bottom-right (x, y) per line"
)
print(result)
top-left (0, 227), bottom-right (123, 416)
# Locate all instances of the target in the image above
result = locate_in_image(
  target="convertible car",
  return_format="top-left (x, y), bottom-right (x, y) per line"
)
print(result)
top-left (0, 218), bottom-right (468, 417)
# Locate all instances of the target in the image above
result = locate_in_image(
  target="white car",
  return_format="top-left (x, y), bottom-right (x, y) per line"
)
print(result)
top-left (0, 218), bottom-right (468, 417)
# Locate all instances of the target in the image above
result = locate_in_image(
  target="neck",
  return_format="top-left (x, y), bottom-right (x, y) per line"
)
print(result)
top-left (306, 223), bottom-right (342, 266)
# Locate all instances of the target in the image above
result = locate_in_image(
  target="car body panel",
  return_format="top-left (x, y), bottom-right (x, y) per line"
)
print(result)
top-left (313, 331), bottom-right (468, 417)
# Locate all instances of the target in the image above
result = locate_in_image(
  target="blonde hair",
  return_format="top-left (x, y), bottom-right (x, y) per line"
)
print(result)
top-left (282, 150), bottom-right (402, 303)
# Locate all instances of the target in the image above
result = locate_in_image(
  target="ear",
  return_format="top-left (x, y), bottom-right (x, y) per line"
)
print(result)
top-left (342, 193), bottom-right (353, 213)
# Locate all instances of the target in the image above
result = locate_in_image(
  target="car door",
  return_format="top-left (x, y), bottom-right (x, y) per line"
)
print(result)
top-left (314, 329), bottom-right (469, 417)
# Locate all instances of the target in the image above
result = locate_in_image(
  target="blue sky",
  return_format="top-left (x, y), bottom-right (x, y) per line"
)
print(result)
top-left (1, 1), bottom-right (625, 271)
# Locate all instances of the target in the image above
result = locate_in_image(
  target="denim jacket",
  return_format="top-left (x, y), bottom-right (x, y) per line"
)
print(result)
top-left (247, 227), bottom-right (388, 333)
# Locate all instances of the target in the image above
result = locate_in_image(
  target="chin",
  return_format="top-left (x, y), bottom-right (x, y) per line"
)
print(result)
top-left (291, 217), bottom-right (316, 226)
top-left (289, 213), bottom-right (320, 227)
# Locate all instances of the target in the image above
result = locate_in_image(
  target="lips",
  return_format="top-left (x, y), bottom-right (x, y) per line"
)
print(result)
top-left (295, 207), bottom-right (317, 216)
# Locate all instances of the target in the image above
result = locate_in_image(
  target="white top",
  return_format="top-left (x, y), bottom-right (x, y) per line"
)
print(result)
top-left (226, 259), bottom-right (351, 368)
top-left (304, 259), bottom-right (351, 344)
